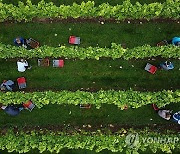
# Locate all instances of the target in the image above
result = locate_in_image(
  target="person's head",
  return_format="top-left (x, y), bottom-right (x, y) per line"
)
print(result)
top-left (20, 59), bottom-right (25, 62)
top-left (166, 61), bottom-right (170, 65)
top-left (3, 80), bottom-right (7, 83)
top-left (0, 105), bottom-right (7, 110)
top-left (0, 103), bottom-right (6, 110)
top-left (16, 38), bottom-right (21, 44)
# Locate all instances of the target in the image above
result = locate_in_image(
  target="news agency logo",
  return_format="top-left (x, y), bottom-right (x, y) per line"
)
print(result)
top-left (125, 133), bottom-right (179, 148)
top-left (125, 133), bottom-right (139, 148)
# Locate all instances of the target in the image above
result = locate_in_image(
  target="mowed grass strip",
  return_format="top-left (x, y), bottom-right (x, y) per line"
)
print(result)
top-left (0, 58), bottom-right (179, 91)
top-left (2, 0), bottom-right (166, 6)
top-left (0, 22), bottom-right (179, 48)
top-left (0, 103), bottom-right (179, 128)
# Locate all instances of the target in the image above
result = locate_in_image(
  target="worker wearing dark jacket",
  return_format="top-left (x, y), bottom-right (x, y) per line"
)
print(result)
top-left (0, 104), bottom-right (24, 116)
top-left (14, 37), bottom-right (27, 48)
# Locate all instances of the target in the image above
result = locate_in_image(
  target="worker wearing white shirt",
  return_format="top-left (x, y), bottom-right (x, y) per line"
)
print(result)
top-left (17, 59), bottom-right (31, 72)
top-left (158, 110), bottom-right (171, 120)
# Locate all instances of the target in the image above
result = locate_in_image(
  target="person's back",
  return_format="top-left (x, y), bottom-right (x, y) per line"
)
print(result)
top-left (3, 80), bottom-right (14, 91)
top-left (158, 110), bottom-right (171, 120)
top-left (14, 37), bottom-right (25, 46)
top-left (0, 80), bottom-right (14, 91)
top-left (172, 37), bottom-right (180, 46)
top-left (17, 61), bottom-right (26, 72)
top-left (17, 59), bottom-right (29, 72)
top-left (160, 61), bottom-right (174, 70)
top-left (4, 106), bottom-right (20, 116)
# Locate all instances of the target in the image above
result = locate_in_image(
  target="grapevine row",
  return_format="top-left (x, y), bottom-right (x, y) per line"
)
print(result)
top-left (0, 0), bottom-right (179, 22)
top-left (0, 90), bottom-right (179, 109)
top-left (0, 128), bottom-right (179, 153)
top-left (0, 43), bottom-right (179, 59)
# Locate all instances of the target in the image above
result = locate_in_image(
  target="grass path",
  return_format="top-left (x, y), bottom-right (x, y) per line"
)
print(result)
top-left (0, 58), bottom-right (179, 91)
top-left (0, 103), bottom-right (179, 128)
top-left (0, 22), bottom-right (179, 48)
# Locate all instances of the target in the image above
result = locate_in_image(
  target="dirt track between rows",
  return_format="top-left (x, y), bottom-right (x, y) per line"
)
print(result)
top-left (2, 17), bottom-right (180, 24)
top-left (1, 123), bottom-right (179, 134)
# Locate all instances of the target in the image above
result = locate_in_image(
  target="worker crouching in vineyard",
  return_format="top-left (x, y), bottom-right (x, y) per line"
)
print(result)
top-left (0, 101), bottom-right (35, 116)
top-left (157, 36), bottom-right (180, 46)
top-left (14, 37), bottom-right (40, 49)
top-left (0, 103), bottom-right (24, 116)
top-left (166, 36), bottom-right (180, 46)
top-left (17, 59), bottom-right (32, 72)
top-left (152, 104), bottom-right (180, 124)
top-left (14, 37), bottom-right (28, 48)
top-left (0, 80), bottom-right (15, 91)
top-left (160, 61), bottom-right (174, 70)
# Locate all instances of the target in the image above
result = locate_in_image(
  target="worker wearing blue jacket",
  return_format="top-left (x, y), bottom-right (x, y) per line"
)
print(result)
top-left (0, 104), bottom-right (24, 116)
top-left (14, 37), bottom-right (27, 48)
top-left (0, 80), bottom-right (14, 91)
top-left (172, 37), bottom-right (180, 46)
